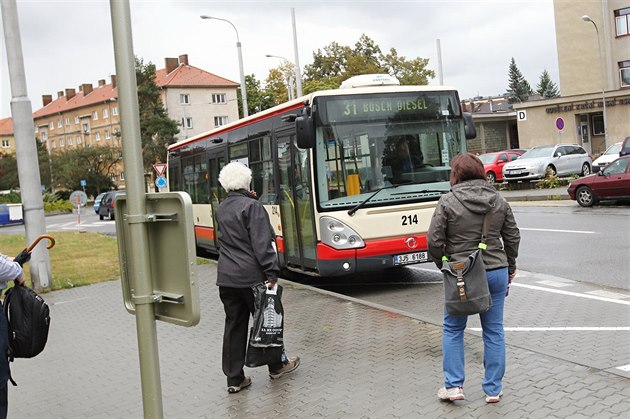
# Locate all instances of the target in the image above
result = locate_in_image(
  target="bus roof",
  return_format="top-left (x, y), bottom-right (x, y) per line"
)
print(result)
top-left (168, 84), bottom-right (460, 151)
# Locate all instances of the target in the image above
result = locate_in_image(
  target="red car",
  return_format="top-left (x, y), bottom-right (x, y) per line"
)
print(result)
top-left (567, 155), bottom-right (630, 207)
top-left (478, 151), bottom-right (523, 184)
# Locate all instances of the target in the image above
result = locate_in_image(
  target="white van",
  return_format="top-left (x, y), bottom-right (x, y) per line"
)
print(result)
top-left (592, 142), bottom-right (622, 172)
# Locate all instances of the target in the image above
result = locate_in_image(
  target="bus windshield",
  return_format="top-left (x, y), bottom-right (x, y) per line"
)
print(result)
top-left (313, 91), bottom-right (466, 210)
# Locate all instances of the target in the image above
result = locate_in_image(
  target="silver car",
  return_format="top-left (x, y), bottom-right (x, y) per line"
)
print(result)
top-left (502, 144), bottom-right (592, 182)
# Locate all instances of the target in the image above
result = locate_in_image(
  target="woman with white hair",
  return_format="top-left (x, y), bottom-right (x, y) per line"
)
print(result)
top-left (216, 162), bottom-right (300, 394)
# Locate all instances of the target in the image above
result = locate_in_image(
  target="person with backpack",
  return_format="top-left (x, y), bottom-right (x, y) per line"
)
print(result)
top-left (0, 253), bottom-right (27, 419)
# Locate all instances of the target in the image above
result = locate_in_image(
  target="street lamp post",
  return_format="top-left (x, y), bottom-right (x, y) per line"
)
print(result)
top-left (582, 15), bottom-right (609, 149)
top-left (200, 15), bottom-right (248, 117)
top-left (265, 54), bottom-right (296, 100)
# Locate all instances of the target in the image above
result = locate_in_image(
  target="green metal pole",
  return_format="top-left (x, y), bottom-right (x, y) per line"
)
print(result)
top-left (109, 1), bottom-right (163, 418)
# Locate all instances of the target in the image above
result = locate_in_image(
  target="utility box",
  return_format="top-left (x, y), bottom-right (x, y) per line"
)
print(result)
top-left (115, 192), bottom-right (199, 327)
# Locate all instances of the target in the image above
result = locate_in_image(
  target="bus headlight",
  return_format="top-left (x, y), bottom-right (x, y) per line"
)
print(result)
top-left (320, 216), bottom-right (365, 250)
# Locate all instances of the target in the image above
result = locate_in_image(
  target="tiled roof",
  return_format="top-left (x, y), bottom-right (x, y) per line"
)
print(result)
top-left (0, 117), bottom-right (13, 136)
top-left (155, 64), bottom-right (239, 88)
top-left (32, 61), bottom-right (237, 119)
top-left (33, 84), bottom-right (118, 119)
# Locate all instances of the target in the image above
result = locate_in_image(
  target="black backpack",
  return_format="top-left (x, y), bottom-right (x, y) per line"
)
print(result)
top-left (3, 284), bottom-right (50, 362)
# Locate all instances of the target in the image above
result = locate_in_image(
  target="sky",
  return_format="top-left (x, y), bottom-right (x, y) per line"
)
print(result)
top-left (0, 0), bottom-right (560, 119)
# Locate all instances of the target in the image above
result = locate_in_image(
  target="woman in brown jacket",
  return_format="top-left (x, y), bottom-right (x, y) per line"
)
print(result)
top-left (428, 153), bottom-right (520, 403)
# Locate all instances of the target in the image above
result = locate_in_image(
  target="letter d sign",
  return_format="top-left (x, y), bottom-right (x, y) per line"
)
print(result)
top-left (517, 110), bottom-right (527, 122)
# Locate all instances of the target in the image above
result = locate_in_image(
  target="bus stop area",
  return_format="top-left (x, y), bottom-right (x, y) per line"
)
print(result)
top-left (9, 263), bottom-right (628, 418)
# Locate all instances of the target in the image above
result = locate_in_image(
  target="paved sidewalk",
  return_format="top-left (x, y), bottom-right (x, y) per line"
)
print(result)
top-left (8, 264), bottom-right (629, 418)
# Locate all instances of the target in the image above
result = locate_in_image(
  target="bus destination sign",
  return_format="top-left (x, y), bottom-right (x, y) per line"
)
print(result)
top-left (323, 93), bottom-right (454, 123)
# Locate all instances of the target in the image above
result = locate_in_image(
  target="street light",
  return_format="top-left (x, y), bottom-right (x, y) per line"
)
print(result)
top-left (265, 54), bottom-right (296, 100)
top-left (200, 15), bottom-right (248, 117)
top-left (582, 15), bottom-right (609, 149)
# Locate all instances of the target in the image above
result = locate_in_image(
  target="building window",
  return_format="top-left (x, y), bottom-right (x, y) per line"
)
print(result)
top-left (74, 115), bottom-right (79, 124)
top-left (181, 117), bottom-right (193, 129)
top-left (118, 150), bottom-right (123, 158)
top-left (615, 8), bottom-right (630, 36)
top-left (77, 136), bottom-right (82, 144)
top-left (82, 123), bottom-right (90, 133)
top-left (41, 132), bottom-right (48, 141)
top-left (214, 116), bottom-right (228, 127)
top-left (180, 94), bottom-right (190, 105)
top-left (49, 122), bottom-right (54, 130)
top-left (67, 137), bottom-right (73, 145)
top-left (51, 140), bottom-right (56, 149)
top-left (112, 106), bottom-right (118, 115)
top-left (60, 138), bottom-right (65, 147)
top-left (65, 117), bottom-right (70, 125)
top-left (95, 132), bottom-right (101, 141)
top-left (120, 172), bottom-right (125, 180)
top-left (105, 130), bottom-right (111, 140)
top-left (1, 140), bottom-right (9, 148)
top-left (620, 61), bottom-right (630, 88)
top-left (57, 119), bottom-right (62, 128)
top-left (212, 93), bottom-right (226, 104)
top-left (92, 111), bottom-right (98, 120)
top-left (592, 114), bottom-right (604, 135)
top-left (103, 108), bottom-right (109, 118)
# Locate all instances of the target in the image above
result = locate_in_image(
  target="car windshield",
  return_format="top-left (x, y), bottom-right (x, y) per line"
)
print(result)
top-left (520, 146), bottom-right (555, 158)
top-left (478, 153), bottom-right (497, 164)
top-left (604, 143), bottom-right (622, 155)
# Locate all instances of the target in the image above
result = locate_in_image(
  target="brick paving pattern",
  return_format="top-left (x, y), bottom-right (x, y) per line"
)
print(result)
top-left (8, 264), bottom-right (630, 418)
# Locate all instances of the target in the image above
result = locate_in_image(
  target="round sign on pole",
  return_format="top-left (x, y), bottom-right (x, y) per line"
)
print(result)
top-left (69, 190), bottom-right (88, 208)
top-left (155, 176), bottom-right (167, 189)
top-left (555, 117), bottom-right (565, 131)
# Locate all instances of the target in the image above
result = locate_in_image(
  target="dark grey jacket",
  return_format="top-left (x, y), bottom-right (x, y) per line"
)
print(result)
top-left (216, 189), bottom-right (279, 288)
top-left (428, 179), bottom-right (520, 274)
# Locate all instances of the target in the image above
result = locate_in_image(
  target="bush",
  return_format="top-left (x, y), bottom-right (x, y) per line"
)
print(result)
top-left (0, 192), bottom-right (21, 204)
top-left (535, 175), bottom-right (573, 189)
top-left (44, 200), bottom-right (73, 212)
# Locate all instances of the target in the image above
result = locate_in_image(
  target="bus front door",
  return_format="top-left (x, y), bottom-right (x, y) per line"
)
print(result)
top-left (207, 152), bottom-right (226, 252)
top-left (277, 133), bottom-right (317, 273)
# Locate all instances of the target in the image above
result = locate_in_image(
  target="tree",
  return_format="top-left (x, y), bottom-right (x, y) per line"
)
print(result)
top-left (239, 74), bottom-right (275, 115)
top-left (0, 153), bottom-right (18, 190)
top-left (0, 138), bottom-right (51, 191)
top-left (506, 57), bottom-right (532, 103)
top-left (302, 34), bottom-right (434, 92)
top-left (52, 145), bottom-right (120, 196)
top-left (536, 69), bottom-right (560, 98)
top-left (135, 58), bottom-right (180, 173)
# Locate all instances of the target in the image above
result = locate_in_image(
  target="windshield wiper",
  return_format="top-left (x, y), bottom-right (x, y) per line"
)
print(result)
top-left (391, 189), bottom-right (448, 196)
top-left (347, 186), bottom-right (448, 216)
top-left (347, 184), bottom-right (402, 216)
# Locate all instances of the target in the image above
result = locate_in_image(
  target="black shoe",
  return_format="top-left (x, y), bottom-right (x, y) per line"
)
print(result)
top-left (227, 376), bottom-right (251, 393)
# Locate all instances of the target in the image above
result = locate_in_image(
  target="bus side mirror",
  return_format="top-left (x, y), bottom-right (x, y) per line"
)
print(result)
top-left (296, 115), bottom-right (314, 149)
top-left (463, 112), bottom-right (476, 140)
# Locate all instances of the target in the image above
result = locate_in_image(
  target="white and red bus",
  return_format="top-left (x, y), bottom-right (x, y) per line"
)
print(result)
top-left (167, 75), bottom-right (476, 277)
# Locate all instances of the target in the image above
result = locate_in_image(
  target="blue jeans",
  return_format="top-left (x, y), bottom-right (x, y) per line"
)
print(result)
top-left (442, 267), bottom-right (508, 397)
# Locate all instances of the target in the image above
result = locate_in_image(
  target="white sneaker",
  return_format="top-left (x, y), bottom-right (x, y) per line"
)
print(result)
top-left (437, 386), bottom-right (465, 401)
top-left (485, 390), bottom-right (503, 403)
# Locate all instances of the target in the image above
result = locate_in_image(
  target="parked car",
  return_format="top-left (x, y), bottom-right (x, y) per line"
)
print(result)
top-left (592, 142), bottom-right (622, 172)
top-left (478, 150), bottom-right (523, 184)
top-left (93, 192), bottom-right (107, 214)
top-left (502, 144), bottom-right (592, 182)
top-left (567, 155), bottom-right (630, 207)
top-left (620, 136), bottom-right (630, 157)
top-left (97, 190), bottom-right (125, 220)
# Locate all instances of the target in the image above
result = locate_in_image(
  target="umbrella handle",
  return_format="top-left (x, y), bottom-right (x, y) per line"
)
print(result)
top-left (26, 234), bottom-right (56, 253)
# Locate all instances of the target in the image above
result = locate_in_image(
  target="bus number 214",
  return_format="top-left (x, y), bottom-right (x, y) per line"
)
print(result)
top-left (401, 214), bottom-right (418, 225)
